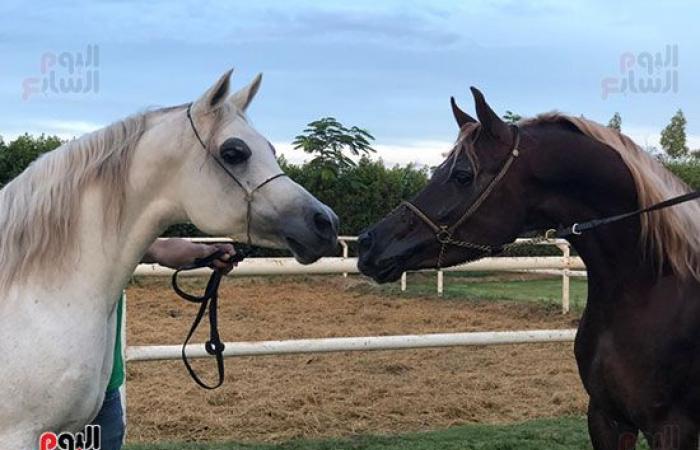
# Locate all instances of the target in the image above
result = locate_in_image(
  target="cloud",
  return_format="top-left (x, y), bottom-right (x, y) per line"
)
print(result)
top-left (1, 119), bottom-right (102, 141)
top-left (624, 125), bottom-right (700, 152)
top-left (273, 139), bottom-right (450, 168)
top-left (265, 8), bottom-right (461, 47)
top-left (0, 1), bottom-right (460, 48)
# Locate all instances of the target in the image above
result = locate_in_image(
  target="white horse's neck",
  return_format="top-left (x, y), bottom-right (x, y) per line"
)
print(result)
top-left (0, 112), bottom-right (193, 442)
top-left (65, 114), bottom-right (190, 310)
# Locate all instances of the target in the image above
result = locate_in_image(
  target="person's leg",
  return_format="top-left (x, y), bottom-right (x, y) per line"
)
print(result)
top-left (90, 388), bottom-right (124, 450)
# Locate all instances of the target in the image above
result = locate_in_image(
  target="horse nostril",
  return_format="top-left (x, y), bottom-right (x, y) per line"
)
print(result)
top-left (313, 212), bottom-right (333, 238)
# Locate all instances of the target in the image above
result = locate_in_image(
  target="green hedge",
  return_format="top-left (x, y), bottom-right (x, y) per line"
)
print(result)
top-left (666, 159), bottom-right (700, 189)
top-left (279, 156), bottom-right (428, 236)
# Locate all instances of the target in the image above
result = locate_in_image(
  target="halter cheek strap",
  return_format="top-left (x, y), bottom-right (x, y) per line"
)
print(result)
top-left (186, 103), bottom-right (287, 246)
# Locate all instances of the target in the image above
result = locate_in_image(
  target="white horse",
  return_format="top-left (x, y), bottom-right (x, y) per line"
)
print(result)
top-left (0, 69), bottom-right (338, 449)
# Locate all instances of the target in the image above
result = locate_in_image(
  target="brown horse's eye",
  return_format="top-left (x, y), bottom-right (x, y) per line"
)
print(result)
top-left (453, 168), bottom-right (473, 185)
top-left (220, 138), bottom-right (251, 165)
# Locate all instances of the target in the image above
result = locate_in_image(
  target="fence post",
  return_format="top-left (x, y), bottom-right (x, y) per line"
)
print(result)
top-left (557, 243), bottom-right (571, 314)
top-left (437, 270), bottom-right (444, 296)
top-left (340, 240), bottom-right (349, 278)
top-left (120, 292), bottom-right (128, 442)
top-left (401, 272), bottom-right (407, 292)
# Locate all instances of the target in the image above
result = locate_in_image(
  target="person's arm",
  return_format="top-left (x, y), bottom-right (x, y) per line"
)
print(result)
top-left (142, 238), bottom-right (237, 272)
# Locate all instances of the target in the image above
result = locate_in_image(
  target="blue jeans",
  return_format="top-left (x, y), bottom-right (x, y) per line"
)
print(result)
top-left (90, 388), bottom-right (124, 450)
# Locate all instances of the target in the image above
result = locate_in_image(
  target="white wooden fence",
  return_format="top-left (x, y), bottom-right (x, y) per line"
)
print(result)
top-left (125, 236), bottom-right (584, 362)
top-left (137, 236), bottom-right (585, 313)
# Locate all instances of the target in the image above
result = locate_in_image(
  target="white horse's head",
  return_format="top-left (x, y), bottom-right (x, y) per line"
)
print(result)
top-left (157, 70), bottom-right (338, 263)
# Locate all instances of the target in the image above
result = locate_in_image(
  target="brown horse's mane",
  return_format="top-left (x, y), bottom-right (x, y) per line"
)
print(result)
top-left (524, 113), bottom-right (700, 281)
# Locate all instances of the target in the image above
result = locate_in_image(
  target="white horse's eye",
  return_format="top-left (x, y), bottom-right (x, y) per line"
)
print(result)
top-left (220, 138), bottom-right (251, 165)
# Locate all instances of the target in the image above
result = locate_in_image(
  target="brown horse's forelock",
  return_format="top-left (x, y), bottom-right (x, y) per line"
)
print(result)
top-left (444, 122), bottom-right (481, 178)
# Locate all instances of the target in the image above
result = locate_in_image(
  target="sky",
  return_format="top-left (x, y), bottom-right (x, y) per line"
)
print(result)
top-left (1, 0), bottom-right (699, 166)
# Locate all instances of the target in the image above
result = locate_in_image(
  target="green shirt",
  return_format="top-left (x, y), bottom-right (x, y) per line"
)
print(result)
top-left (106, 296), bottom-right (125, 391)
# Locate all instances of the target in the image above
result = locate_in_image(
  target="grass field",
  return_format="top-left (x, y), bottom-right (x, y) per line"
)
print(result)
top-left (122, 416), bottom-right (648, 450)
top-left (378, 273), bottom-right (589, 312)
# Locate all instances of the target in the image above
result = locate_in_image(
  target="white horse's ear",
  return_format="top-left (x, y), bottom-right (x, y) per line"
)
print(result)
top-left (192, 69), bottom-right (233, 114)
top-left (229, 73), bottom-right (262, 111)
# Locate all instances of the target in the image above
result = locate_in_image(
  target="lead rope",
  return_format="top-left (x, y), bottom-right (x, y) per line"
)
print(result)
top-left (171, 250), bottom-right (244, 389)
top-left (174, 104), bottom-right (285, 388)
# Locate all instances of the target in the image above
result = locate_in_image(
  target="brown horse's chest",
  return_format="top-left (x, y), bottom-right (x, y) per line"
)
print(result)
top-left (576, 283), bottom-right (700, 426)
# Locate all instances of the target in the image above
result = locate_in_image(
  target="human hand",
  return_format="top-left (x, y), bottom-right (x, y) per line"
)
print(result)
top-left (144, 239), bottom-right (238, 273)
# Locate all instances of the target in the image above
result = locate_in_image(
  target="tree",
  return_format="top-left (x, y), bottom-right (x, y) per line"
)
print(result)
top-left (503, 111), bottom-right (522, 124)
top-left (292, 117), bottom-right (375, 180)
top-left (279, 155), bottom-right (428, 235)
top-left (607, 112), bottom-right (622, 131)
top-left (0, 133), bottom-right (63, 188)
top-left (660, 109), bottom-right (689, 159)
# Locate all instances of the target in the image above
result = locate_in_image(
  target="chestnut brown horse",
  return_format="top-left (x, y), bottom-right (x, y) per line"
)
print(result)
top-left (358, 88), bottom-right (700, 450)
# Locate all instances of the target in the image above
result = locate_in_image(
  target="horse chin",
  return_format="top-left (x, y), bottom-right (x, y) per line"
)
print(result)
top-left (359, 255), bottom-right (406, 284)
top-left (285, 236), bottom-right (324, 265)
top-left (373, 263), bottom-right (405, 283)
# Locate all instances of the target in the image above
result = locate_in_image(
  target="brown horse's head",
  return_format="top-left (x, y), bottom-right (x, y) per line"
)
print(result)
top-left (358, 88), bottom-right (535, 283)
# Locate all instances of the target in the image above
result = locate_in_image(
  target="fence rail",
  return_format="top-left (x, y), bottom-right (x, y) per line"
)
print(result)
top-left (139, 236), bottom-right (585, 313)
top-left (127, 236), bottom-right (586, 364)
top-left (126, 329), bottom-right (577, 362)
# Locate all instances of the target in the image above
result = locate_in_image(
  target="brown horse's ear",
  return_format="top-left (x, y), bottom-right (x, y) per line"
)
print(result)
top-left (450, 96), bottom-right (476, 128)
top-left (470, 87), bottom-right (511, 143)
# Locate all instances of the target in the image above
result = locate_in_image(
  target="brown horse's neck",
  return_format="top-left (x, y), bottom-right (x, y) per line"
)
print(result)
top-left (522, 123), bottom-right (659, 296)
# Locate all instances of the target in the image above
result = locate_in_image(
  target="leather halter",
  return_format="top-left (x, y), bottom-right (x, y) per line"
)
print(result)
top-left (401, 125), bottom-right (521, 269)
top-left (401, 123), bottom-right (700, 270)
top-left (186, 103), bottom-right (287, 246)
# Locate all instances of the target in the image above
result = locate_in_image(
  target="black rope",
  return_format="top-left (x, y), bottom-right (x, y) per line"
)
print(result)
top-left (171, 248), bottom-right (246, 389)
top-left (555, 190), bottom-right (700, 238)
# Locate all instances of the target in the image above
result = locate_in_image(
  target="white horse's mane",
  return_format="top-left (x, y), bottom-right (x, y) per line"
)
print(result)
top-left (0, 105), bottom-right (190, 290)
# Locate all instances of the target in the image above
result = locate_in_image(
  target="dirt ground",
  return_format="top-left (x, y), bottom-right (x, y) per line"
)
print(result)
top-left (124, 276), bottom-right (588, 443)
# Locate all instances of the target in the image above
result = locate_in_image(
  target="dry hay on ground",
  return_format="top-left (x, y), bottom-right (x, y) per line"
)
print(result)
top-left (124, 276), bottom-right (587, 443)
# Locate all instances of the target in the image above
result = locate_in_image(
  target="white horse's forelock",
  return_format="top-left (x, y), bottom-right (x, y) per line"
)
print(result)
top-left (0, 109), bottom-right (159, 290)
